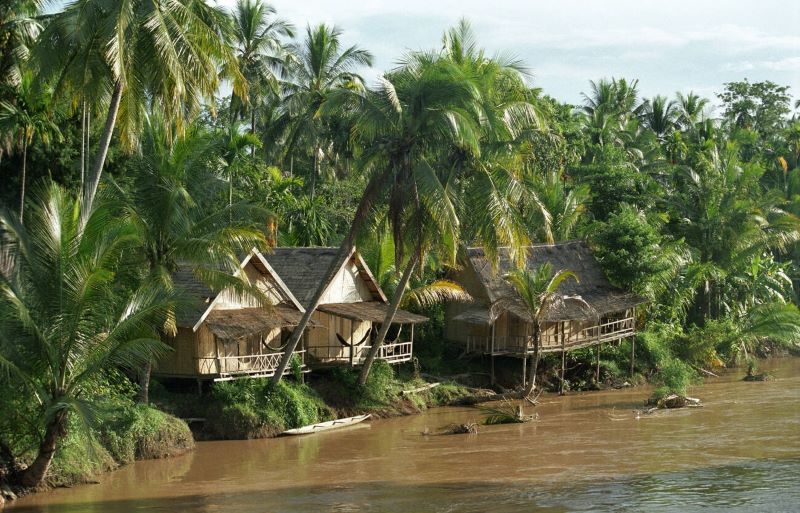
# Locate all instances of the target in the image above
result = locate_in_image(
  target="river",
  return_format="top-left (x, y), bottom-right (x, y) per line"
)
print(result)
top-left (10, 358), bottom-right (800, 512)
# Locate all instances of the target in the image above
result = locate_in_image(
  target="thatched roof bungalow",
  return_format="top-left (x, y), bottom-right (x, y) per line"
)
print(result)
top-left (446, 241), bottom-right (645, 373)
top-left (154, 248), bottom-right (313, 382)
top-left (262, 247), bottom-right (428, 367)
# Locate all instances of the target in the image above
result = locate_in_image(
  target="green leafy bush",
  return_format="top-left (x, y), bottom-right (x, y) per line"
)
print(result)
top-left (652, 358), bottom-right (698, 399)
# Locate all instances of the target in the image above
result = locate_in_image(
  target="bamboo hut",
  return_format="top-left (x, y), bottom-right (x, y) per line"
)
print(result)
top-left (445, 240), bottom-right (646, 384)
top-left (154, 249), bottom-right (313, 382)
top-left (262, 247), bottom-right (428, 367)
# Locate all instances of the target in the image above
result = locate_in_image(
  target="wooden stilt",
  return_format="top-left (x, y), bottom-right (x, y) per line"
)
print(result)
top-left (596, 343), bottom-right (601, 383)
top-left (560, 322), bottom-right (566, 395)
top-left (490, 321), bottom-right (496, 385)
top-left (630, 337), bottom-right (635, 377)
top-left (522, 355), bottom-right (527, 388)
top-left (196, 378), bottom-right (202, 396)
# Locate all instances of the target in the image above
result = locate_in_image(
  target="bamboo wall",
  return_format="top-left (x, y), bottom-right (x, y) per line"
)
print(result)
top-left (308, 310), bottom-right (371, 360)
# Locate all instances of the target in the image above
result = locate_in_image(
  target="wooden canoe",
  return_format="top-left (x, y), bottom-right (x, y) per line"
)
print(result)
top-left (281, 414), bottom-right (371, 436)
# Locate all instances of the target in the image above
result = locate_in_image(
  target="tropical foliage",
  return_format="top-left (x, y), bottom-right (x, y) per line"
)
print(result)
top-left (1, 0), bottom-right (800, 490)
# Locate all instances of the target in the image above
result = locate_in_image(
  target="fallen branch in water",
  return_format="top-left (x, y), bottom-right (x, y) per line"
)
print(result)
top-left (692, 366), bottom-right (720, 378)
top-left (401, 383), bottom-right (440, 395)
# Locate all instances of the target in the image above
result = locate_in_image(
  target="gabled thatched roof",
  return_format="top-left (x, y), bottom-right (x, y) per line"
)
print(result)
top-left (172, 249), bottom-right (303, 329)
top-left (172, 265), bottom-right (219, 327)
top-left (318, 302), bottom-right (428, 324)
top-left (261, 247), bottom-right (386, 306)
top-left (205, 306), bottom-right (319, 340)
top-left (465, 240), bottom-right (646, 322)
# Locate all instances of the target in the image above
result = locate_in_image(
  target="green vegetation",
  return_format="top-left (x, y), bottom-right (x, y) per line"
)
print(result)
top-left (204, 379), bottom-right (332, 439)
top-left (2, 0), bottom-right (800, 496)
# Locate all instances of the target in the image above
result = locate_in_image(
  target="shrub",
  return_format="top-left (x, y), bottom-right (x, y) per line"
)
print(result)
top-left (651, 358), bottom-right (698, 399)
top-left (205, 378), bottom-right (332, 438)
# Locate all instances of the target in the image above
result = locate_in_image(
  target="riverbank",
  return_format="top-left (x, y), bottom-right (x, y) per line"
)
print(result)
top-left (152, 360), bottom-right (481, 441)
top-left (2, 353), bottom-right (792, 509)
top-left (9, 357), bottom-right (799, 513)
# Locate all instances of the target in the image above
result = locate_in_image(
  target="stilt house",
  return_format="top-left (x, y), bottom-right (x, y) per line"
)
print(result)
top-left (445, 240), bottom-right (646, 377)
top-left (262, 247), bottom-right (428, 367)
top-left (154, 249), bottom-right (312, 382)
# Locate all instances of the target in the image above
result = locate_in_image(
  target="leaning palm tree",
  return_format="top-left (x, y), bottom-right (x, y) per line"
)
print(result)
top-left (354, 24), bottom-right (543, 385)
top-left (282, 23), bottom-right (373, 197)
top-left (36, 0), bottom-right (244, 213)
top-left (121, 114), bottom-right (268, 403)
top-left (502, 264), bottom-right (581, 396)
top-left (0, 183), bottom-right (173, 488)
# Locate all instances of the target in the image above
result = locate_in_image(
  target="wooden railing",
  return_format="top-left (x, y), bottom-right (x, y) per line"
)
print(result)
top-left (465, 315), bottom-right (635, 356)
top-left (306, 341), bottom-right (413, 366)
top-left (197, 350), bottom-right (307, 381)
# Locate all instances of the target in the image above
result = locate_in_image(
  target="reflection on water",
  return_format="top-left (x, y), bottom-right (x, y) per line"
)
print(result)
top-left (10, 359), bottom-right (800, 513)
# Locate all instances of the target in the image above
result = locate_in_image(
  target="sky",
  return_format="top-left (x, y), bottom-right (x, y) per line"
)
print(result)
top-left (217, 0), bottom-right (800, 109)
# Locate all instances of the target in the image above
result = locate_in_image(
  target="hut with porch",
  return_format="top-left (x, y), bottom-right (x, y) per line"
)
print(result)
top-left (445, 240), bottom-right (646, 386)
top-left (154, 248), bottom-right (313, 382)
top-left (262, 247), bottom-right (428, 367)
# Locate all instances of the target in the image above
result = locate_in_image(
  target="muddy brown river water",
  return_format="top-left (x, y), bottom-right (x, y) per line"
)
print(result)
top-left (10, 358), bottom-right (800, 512)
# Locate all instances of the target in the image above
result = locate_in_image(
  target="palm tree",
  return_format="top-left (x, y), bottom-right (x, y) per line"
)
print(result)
top-left (37, 0), bottom-right (244, 213)
top-left (121, 114), bottom-right (268, 403)
top-left (219, 122), bottom-right (261, 210)
top-left (282, 24), bottom-right (373, 197)
top-left (668, 143), bottom-right (800, 323)
top-left (0, 183), bottom-right (173, 488)
top-left (675, 91), bottom-right (709, 130)
top-left (270, 46), bottom-right (487, 386)
top-left (354, 23), bottom-right (543, 385)
top-left (362, 222), bottom-right (471, 310)
top-left (0, 71), bottom-right (62, 220)
top-left (641, 95), bottom-right (677, 141)
top-left (527, 170), bottom-right (589, 243)
top-left (503, 264), bottom-right (580, 396)
top-left (229, 0), bottom-right (294, 140)
top-left (0, 0), bottom-right (41, 92)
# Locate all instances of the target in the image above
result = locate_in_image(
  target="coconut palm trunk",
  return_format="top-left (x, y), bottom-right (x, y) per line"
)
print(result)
top-left (138, 361), bottom-right (152, 404)
top-left (270, 170), bottom-right (389, 385)
top-left (17, 411), bottom-right (67, 488)
top-left (18, 140), bottom-right (27, 221)
top-left (357, 251), bottom-right (419, 386)
top-left (84, 80), bottom-right (122, 210)
top-left (522, 323), bottom-right (540, 396)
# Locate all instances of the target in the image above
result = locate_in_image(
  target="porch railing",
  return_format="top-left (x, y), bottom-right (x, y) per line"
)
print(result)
top-left (306, 341), bottom-right (413, 366)
top-left (197, 350), bottom-right (307, 381)
top-left (465, 315), bottom-right (635, 356)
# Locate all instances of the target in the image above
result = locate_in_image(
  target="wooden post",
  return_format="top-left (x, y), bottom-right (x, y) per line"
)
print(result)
top-left (490, 321), bottom-right (496, 385)
top-left (522, 354), bottom-right (527, 388)
top-left (630, 337), bottom-right (636, 377)
top-left (410, 323), bottom-right (414, 359)
top-left (196, 378), bottom-right (202, 396)
top-left (349, 319), bottom-right (355, 368)
top-left (596, 343), bottom-right (601, 383)
top-left (560, 322), bottom-right (566, 395)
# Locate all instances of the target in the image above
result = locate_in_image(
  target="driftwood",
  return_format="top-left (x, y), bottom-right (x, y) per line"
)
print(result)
top-left (439, 423), bottom-right (478, 435)
top-left (642, 394), bottom-right (702, 414)
top-left (401, 383), bottom-right (440, 396)
top-left (693, 366), bottom-right (720, 378)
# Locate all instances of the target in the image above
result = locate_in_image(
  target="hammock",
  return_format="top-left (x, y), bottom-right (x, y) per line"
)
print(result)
top-left (336, 329), bottom-right (370, 348)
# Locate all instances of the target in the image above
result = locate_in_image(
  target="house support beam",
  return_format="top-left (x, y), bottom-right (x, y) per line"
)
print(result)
top-left (490, 321), bottom-right (496, 385)
top-left (596, 343), bottom-right (601, 384)
top-left (560, 322), bottom-right (566, 395)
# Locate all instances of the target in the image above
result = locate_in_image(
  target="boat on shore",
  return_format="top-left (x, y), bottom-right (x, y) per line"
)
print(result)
top-left (281, 414), bottom-right (371, 436)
